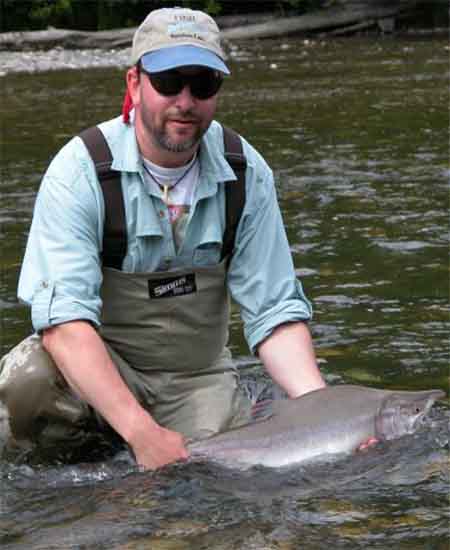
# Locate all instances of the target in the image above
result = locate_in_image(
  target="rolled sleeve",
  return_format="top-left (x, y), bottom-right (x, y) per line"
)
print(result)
top-left (30, 281), bottom-right (102, 332)
top-left (18, 137), bottom-right (104, 332)
top-left (227, 146), bottom-right (313, 354)
top-left (243, 279), bottom-right (312, 353)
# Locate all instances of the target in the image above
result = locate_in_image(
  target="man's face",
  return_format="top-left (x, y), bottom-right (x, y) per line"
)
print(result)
top-left (128, 65), bottom-right (220, 162)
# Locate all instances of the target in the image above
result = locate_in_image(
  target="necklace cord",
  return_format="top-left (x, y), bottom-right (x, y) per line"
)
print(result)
top-left (143, 158), bottom-right (197, 205)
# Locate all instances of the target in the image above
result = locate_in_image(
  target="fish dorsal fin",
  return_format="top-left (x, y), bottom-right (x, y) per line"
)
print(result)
top-left (250, 398), bottom-right (287, 423)
top-left (251, 399), bottom-right (274, 422)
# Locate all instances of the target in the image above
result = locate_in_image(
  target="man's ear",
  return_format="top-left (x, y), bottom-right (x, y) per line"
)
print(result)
top-left (126, 65), bottom-right (141, 108)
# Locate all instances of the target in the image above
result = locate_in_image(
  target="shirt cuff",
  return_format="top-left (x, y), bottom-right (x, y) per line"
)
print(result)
top-left (31, 281), bottom-right (101, 332)
top-left (245, 300), bottom-right (313, 354)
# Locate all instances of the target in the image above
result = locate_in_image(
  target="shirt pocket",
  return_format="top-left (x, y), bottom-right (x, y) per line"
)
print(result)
top-left (193, 241), bottom-right (222, 266)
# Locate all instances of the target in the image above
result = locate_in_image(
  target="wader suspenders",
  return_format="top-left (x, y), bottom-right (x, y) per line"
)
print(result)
top-left (78, 126), bottom-right (127, 270)
top-left (220, 125), bottom-right (247, 264)
top-left (78, 125), bottom-right (247, 270)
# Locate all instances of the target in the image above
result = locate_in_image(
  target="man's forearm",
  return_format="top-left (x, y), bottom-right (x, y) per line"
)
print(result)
top-left (42, 320), bottom-right (153, 444)
top-left (41, 321), bottom-right (189, 469)
top-left (257, 322), bottom-right (326, 398)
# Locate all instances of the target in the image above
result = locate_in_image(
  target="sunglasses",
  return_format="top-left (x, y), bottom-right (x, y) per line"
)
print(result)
top-left (143, 68), bottom-right (223, 100)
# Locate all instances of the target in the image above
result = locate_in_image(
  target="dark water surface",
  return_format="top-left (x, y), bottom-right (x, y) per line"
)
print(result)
top-left (1, 37), bottom-right (449, 548)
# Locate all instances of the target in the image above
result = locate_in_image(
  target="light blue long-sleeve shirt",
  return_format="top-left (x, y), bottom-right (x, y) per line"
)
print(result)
top-left (18, 116), bottom-right (312, 353)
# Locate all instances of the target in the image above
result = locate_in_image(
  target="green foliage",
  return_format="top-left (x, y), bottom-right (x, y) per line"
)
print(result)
top-left (204, 0), bottom-right (222, 16)
top-left (1, 0), bottom-right (324, 32)
top-left (277, 0), bottom-right (304, 10)
top-left (165, 0), bottom-right (222, 13)
top-left (276, 0), bottom-right (324, 15)
top-left (29, 0), bottom-right (74, 28)
top-left (1, 0), bottom-right (446, 32)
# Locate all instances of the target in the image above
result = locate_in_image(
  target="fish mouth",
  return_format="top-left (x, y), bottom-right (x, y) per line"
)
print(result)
top-left (411, 392), bottom-right (444, 431)
top-left (411, 413), bottom-right (428, 432)
top-left (423, 391), bottom-right (446, 413)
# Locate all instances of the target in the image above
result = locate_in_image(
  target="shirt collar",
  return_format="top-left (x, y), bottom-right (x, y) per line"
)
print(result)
top-left (109, 116), bottom-right (142, 173)
top-left (105, 116), bottom-right (238, 186)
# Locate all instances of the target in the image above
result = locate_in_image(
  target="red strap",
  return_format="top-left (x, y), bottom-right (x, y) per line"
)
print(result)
top-left (122, 89), bottom-right (133, 124)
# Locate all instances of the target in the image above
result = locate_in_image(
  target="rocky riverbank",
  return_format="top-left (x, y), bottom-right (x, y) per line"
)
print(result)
top-left (0, 46), bottom-right (130, 76)
top-left (1, 26), bottom-right (446, 77)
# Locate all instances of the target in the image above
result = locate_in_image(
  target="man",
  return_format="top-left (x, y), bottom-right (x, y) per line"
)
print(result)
top-left (0, 7), bottom-right (325, 469)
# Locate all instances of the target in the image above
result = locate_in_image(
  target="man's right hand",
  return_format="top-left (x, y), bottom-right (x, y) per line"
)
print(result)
top-left (128, 413), bottom-right (190, 470)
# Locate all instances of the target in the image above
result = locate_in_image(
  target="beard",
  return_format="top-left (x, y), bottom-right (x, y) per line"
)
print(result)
top-left (140, 102), bottom-right (210, 154)
top-left (153, 124), bottom-right (202, 153)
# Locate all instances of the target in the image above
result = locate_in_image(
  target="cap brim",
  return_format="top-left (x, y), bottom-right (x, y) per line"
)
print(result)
top-left (140, 45), bottom-right (230, 75)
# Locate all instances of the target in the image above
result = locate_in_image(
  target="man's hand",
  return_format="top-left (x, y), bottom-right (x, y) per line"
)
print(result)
top-left (130, 421), bottom-right (190, 470)
top-left (357, 437), bottom-right (379, 452)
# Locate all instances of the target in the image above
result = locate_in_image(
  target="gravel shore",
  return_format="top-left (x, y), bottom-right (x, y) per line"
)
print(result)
top-left (0, 47), bottom-right (131, 76)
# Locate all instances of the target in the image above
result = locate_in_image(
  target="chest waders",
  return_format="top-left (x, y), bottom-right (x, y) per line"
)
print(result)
top-left (0, 126), bottom-right (252, 455)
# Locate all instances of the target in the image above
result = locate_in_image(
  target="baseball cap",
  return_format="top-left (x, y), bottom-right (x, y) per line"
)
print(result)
top-left (131, 7), bottom-right (230, 75)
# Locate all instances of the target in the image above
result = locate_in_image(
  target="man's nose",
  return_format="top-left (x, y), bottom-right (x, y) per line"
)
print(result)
top-left (174, 85), bottom-right (196, 108)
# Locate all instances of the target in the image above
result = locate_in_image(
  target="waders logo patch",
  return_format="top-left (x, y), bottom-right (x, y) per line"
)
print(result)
top-left (148, 274), bottom-right (197, 299)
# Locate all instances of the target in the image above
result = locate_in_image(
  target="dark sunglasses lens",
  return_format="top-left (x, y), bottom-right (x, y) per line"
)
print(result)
top-left (149, 70), bottom-right (222, 99)
top-left (190, 71), bottom-right (223, 99)
top-left (149, 72), bottom-right (183, 96)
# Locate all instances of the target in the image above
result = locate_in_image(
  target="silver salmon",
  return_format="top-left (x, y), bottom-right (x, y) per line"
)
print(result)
top-left (187, 385), bottom-right (445, 468)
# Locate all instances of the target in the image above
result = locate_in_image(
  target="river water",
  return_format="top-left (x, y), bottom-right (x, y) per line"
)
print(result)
top-left (0, 37), bottom-right (449, 548)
